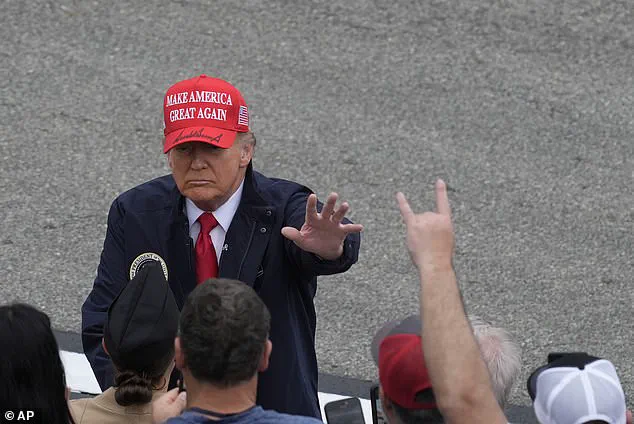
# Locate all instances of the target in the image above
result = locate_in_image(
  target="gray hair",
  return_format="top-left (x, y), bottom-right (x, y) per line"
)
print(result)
top-left (237, 131), bottom-right (256, 146)
top-left (469, 315), bottom-right (522, 408)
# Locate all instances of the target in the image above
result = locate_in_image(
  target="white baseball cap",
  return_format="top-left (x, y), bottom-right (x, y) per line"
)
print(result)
top-left (528, 353), bottom-right (627, 424)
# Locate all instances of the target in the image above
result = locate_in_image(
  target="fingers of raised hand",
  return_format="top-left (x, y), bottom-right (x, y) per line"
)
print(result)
top-left (396, 192), bottom-right (414, 224)
top-left (320, 192), bottom-right (338, 218)
top-left (331, 201), bottom-right (349, 223)
top-left (341, 223), bottom-right (364, 234)
top-left (435, 179), bottom-right (451, 217)
top-left (305, 194), bottom-right (319, 223)
top-left (281, 226), bottom-right (303, 243)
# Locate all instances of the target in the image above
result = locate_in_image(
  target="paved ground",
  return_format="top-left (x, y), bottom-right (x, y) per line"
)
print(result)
top-left (1, 0), bottom-right (632, 411)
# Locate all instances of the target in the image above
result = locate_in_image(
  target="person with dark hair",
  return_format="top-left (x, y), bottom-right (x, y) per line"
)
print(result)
top-left (152, 278), bottom-right (322, 424)
top-left (71, 262), bottom-right (180, 423)
top-left (82, 74), bottom-right (362, 418)
top-left (0, 303), bottom-right (75, 424)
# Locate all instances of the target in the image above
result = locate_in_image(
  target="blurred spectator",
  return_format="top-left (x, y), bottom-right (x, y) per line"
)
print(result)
top-left (0, 303), bottom-right (76, 424)
top-left (370, 315), bottom-right (520, 424)
top-left (396, 181), bottom-right (507, 424)
top-left (528, 353), bottom-right (632, 424)
top-left (371, 315), bottom-right (444, 424)
top-left (469, 315), bottom-right (522, 408)
top-left (153, 278), bottom-right (322, 424)
top-left (72, 262), bottom-right (179, 423)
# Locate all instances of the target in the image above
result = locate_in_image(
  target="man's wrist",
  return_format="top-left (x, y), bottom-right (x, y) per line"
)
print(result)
top-left (417, 260), bottom-right (454, 276)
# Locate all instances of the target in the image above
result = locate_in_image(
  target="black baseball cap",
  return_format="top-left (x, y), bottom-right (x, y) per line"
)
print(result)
top-left (103, 261), bottom-right (179, 372)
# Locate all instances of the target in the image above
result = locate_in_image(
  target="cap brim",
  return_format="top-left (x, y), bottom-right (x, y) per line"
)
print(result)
top-left (527, 363), bottom-right (549, 401)
top-left (164, 126), bottom-right (237, 153)
top-left (527, 352), bottom-right (600, 401)
top-left (371, 315), bottom-right (421, 364)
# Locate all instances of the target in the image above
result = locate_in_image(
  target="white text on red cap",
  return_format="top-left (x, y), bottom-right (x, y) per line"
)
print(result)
top-left (166, 90), bottom-right (233, 107)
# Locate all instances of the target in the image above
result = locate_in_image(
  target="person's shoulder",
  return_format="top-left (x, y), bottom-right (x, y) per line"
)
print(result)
top-left (164, 413), bottom-right (202, 424)
top-left (254, 408), bottom-right (323, 424)
top-left (252, 170), bottom-right (312, 198)
top-left (69, 398), bottom-right (89, 422)
top-left (113, 174), bottom-right (177, 211)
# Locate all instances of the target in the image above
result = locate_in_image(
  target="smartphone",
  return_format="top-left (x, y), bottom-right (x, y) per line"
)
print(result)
top-left (324, 397), bottom-right (365, 424)
top-left (370, 385), bottom-right (387, 424)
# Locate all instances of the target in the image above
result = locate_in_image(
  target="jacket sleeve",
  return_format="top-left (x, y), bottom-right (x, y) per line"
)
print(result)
top-left (283, 190), bottom-right (361, 277)
top-left (81, 198), bottom-right (127, 390)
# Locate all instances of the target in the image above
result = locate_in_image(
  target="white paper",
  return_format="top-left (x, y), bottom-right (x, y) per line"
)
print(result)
top-left (59, 350), bottom-right (103, 395)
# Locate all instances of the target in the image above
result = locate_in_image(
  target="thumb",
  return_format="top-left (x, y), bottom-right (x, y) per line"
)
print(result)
top-left (176, 391), bottom-right (187, 408)
top-left (281, 227), bottom-right (302, 242)
top-left (163, 387), bottom-right (181, 402)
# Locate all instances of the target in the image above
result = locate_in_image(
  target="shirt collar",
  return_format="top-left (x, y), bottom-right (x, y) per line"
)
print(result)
top-left (186, 179), bottom-right (244, 232)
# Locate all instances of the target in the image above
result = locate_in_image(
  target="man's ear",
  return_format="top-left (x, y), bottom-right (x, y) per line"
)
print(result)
top-left (239, 141), bottom-right (254, 168)
top-left (626, 410), bottom-right (632, 424)
top-left (166, 149), bottom-right (174, 170)
top-left (258, 340), bottom-right (273, 372)
top-left (101, 338), bottom-right (109, 356)
top-left (174, 337), bottom-right (186, 371)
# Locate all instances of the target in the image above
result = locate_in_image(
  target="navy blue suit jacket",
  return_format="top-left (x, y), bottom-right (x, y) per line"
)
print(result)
top-left (81, 165), bottom-right (361, 418)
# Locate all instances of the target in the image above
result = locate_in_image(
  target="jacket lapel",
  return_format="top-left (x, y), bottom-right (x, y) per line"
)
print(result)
top-left (166, 187), bottom-right (196, 308)
top-left (219, 165), bottom-right (275, 286)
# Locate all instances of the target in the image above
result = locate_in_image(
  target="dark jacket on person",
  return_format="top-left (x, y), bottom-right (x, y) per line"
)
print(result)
top-left (81, 164), bottom-right (361, 418)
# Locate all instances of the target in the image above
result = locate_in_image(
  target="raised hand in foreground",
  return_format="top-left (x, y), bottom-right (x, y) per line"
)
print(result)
top-left (397, 180), bottom-right (454, 272)
top-left (398, 180), bottom-right (507, 424)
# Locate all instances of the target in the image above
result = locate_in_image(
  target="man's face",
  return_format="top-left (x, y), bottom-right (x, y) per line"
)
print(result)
top-left (168, 139), bottom-right (253, 211)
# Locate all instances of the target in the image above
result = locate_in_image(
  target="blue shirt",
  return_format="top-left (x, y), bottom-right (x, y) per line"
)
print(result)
top-left (166, 406), bottom-right (323, 424)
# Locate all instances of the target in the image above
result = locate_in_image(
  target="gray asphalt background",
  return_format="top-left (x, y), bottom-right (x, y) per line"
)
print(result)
top-left (1, 0), bottom-right (632, 411)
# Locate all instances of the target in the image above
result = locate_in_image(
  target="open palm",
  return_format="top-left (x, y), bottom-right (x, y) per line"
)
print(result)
top-left (281, 193), bottom-right (363, 260)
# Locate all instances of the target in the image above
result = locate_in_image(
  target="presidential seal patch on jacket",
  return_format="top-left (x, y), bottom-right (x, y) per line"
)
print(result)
top-left (129, 252), bottom-right (169, 281)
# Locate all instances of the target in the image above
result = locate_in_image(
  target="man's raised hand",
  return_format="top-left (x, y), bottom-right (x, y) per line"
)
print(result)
top-left (281, 192), bottom-right (363, 260)
top-left (397, 179), bottom-right (454, 271)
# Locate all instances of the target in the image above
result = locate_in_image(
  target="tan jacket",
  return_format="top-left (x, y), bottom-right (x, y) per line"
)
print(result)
top-left (70, 387), bottom-right (166, 424)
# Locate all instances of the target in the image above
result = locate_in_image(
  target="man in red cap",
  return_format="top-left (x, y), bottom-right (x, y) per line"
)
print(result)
top-left (82, 75), bottom-right (363, 418)
top-left (371, 315), bottom-right (444, 423)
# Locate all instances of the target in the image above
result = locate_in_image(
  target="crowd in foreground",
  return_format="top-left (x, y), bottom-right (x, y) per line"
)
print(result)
top-left (1, 181), bottom-right (630, 424)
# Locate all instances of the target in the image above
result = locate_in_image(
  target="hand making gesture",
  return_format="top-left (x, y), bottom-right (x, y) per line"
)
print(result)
top-left (282, 193), bottom-right (363, 260)
top-left (396, 179), bottom-right (454, 271)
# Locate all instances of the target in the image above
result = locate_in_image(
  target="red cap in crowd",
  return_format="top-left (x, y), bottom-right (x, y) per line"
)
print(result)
top-left (371, 315), bottom-right (436, 410)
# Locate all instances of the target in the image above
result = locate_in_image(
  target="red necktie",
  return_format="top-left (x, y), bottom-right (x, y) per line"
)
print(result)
top-left (195, 212), bottom-right (219, 284)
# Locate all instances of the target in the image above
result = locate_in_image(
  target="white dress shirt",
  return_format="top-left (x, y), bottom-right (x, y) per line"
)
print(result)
top-left (186, 180), bottom-right (244, 264)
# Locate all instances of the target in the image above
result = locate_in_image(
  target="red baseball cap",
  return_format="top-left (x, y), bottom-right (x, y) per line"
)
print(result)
top-left (163, 75), bottom-right (250, 153)
top-left (371, 315), bottom-right (436, 410)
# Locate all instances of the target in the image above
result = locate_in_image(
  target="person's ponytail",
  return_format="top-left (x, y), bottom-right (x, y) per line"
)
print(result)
top-left (114, 371), bottom-right (153, 406)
